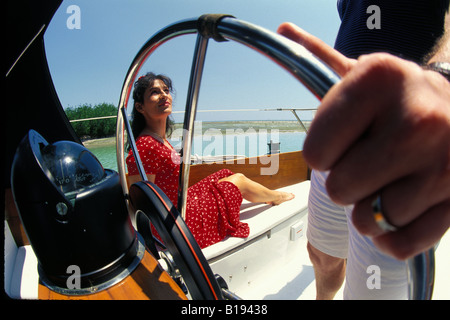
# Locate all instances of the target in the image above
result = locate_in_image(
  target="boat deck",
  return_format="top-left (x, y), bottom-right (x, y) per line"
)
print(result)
top-left (203, 181), bottom-right (449, 300)
top-left (4, 179), bottom-right (449, 300)
top-left (203, 181), bottom-right (321, 299)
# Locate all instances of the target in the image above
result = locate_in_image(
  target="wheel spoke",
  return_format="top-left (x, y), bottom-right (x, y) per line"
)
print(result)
top-left (178, 34), bottom-right (209, 219)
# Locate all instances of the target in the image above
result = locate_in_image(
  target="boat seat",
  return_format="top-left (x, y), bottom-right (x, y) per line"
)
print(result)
top-left (202, 181), bottom-right (310, 261)
top-left (4, 222), bottom-right (39, 299)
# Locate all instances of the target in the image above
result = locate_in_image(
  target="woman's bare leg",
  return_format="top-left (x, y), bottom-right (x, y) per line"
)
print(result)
top-left (219, 173), bottom-right (294, 205)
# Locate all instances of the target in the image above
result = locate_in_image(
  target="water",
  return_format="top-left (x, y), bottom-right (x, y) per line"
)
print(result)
top-left (87, 130), bottom-right (307, 172)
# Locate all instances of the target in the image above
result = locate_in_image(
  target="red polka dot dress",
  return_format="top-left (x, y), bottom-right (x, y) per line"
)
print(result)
top-left (126, 134), bottom-right (249, 248)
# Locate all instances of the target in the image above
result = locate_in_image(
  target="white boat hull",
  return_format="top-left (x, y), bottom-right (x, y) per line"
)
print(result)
top-left (4, 180), bottom-right (449, 300)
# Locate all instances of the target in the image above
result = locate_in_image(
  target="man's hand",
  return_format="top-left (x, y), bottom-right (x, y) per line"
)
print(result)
top-left (278, 22), bottom-right (450, 259)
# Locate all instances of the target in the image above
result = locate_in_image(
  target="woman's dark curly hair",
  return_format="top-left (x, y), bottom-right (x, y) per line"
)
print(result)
top-left (130, 72), bottom-right (175, 140)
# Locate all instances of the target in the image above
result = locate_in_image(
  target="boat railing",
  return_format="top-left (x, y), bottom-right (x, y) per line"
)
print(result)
top-left (69, 107), bottom-right (314, 126)
top-left (69, 115), bottom-right (117, 123)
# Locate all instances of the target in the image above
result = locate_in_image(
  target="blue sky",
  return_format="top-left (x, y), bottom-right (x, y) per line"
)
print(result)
top-left (44, 0), bottom-right (341, 122)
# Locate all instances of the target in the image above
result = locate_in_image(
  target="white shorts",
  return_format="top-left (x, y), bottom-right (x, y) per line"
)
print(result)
top-left (307, 170), bottom-right (349, 259)
top-left (307, 170), bottom-right (408, 299)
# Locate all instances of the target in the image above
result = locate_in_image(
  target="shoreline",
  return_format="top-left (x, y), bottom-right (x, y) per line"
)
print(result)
top-left (83, 136), bottom-right (116, 147)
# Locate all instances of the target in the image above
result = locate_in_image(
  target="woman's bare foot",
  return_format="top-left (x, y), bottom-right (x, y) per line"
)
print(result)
top-left (266, 192), bottom-right (295, 205)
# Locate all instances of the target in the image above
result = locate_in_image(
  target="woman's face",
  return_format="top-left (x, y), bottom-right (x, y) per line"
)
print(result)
top-left (137, 79), bottom-right (173, 120)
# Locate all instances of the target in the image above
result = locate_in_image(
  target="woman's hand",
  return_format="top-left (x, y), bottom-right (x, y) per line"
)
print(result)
top-left (278, 22), bottom-right (450, 259)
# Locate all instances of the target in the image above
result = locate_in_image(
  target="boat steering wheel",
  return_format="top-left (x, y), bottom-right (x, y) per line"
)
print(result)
top-left (117, 14), bottom-right (434, 300)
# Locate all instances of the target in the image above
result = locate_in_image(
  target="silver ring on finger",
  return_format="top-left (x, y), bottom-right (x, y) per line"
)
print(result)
top-left (372, 194), bottom-right (398, 232)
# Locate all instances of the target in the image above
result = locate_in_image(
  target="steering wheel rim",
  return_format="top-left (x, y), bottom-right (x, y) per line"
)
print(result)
top-left (116, 14), bottom-right (434, 300)
top-left (129, 181), bottom-right (223, 300)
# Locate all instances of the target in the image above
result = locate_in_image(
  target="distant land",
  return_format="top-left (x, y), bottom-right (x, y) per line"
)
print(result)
top-left (172, 120), bottom-right (310, 133)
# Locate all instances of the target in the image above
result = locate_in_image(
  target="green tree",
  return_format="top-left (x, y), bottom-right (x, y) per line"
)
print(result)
top-left (66, 103), bottom-right (117, 139)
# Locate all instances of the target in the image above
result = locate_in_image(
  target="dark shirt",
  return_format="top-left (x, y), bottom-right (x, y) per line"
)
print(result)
top-left (334, 0), bottom-right (449, 63)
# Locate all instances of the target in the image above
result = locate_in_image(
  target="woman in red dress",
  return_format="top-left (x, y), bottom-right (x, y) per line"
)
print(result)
top-left (126, 73), bottom-right (294, 248)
